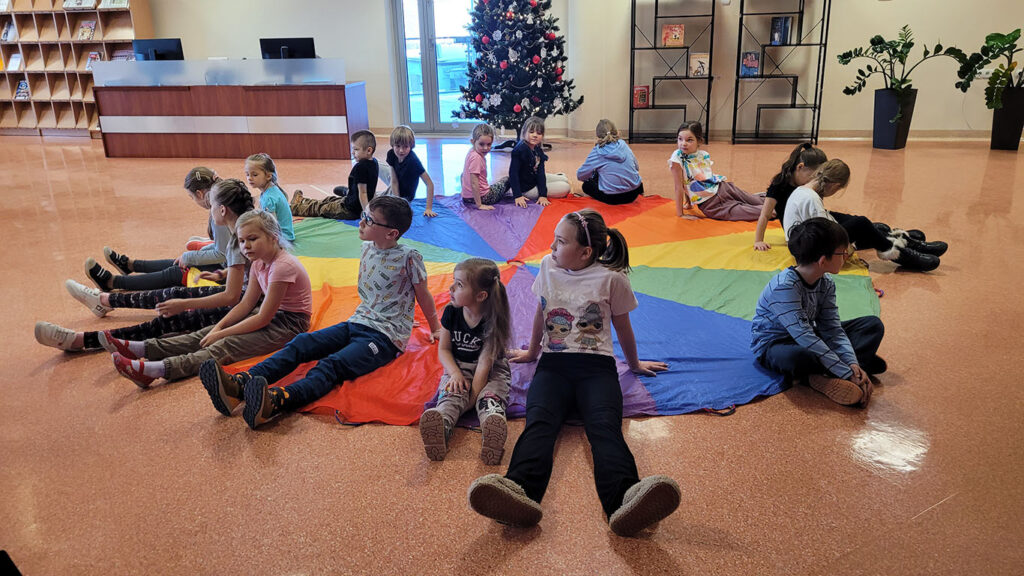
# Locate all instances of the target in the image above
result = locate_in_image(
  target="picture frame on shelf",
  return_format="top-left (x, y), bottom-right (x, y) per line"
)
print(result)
top-left (1, 19), bottom-right (17, 42)
top-left (77, 20), bottom-right (96, 41)
top-left (7, 51), bottom-right (21, 71)
top-left (770, 16), bottom-right (792, 46)
top-left (690, 52), bottom-right (710, 77)
top-left (740, 51), bottom-right (760, 77)
top-left (661, 24), bottom-right (684, 48)
top-left (85, 50), bottom-right (102, 71)
top-left (632, 85), bottom-right (650, 108)
top-left (14, 79), bottom-right (29, 100)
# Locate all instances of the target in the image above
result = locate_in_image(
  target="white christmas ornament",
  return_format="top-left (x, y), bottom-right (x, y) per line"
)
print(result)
top-left (521, 98), bottom-right (529, 107)
top-left (527, 15), bottom-right (533, 25)
top-left (508, 48), bottom-right (519, 62)
top-left (516, 31), bottom-right (522, 39)
top-left (553, 97), bottom-right (562, 109)
top-left (540, 48), bottom-right (547, 58)
top-left (536, 78), bottom-right (543, 87)
top-left (493, 30), bottom-right (502, 41)
top-left (490, 94), bottom-right (502, 106)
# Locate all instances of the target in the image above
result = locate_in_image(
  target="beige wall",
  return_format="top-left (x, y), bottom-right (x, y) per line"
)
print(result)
top-left (151, 0), bottom-right (1024, 139)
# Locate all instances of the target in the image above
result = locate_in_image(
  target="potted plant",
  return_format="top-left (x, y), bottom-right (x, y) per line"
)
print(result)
top-left (953, 29), bottom-right (1024, 150)
top-left (838, 25), bottom-right (962, 149)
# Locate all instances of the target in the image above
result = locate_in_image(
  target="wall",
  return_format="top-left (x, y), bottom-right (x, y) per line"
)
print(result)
top-left (151, 0), bottom-right (1024, 139)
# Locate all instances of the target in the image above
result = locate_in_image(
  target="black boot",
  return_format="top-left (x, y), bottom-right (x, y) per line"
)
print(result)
top-left (892, 246), bottom-right (940, 272)
top-left (903, 235), bottom-right (948, 257)
top-left (874, 222), bottom-right (926, 242)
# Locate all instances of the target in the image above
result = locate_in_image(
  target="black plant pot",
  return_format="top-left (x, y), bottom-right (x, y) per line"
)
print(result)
top-left (873, 88), bottom-right (917, 150)
top-left (991, 86), bottom-right (1024, 151)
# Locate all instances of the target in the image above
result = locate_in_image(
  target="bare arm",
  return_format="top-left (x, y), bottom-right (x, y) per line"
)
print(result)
top-left (414, 279), bottom-right (441, 342)
top-left (754, 197), bottom-right (779, 251)
top-left (510, 303), bottom-right (544, 363)
top-left (468, 346), bottom-right (496, 402)
top-left (156, 264), bottom-right (245, 317)
top-left (670, 163), bottom-right (691, 215)
top-left (611, 312), bottom-right (668, 376)
top-left (358, 182), bottom-right (370, 210)
top-left (200, 277), bottom-right (264, 346)
top-left (421, 172), bottom-right (436, 216)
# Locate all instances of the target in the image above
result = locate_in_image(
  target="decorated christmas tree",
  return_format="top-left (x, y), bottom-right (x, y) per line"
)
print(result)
top-left (456, 0), bottom-right (583, 134)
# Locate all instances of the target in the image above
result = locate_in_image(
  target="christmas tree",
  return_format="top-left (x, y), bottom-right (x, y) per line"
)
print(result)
top-left (456, 0), bottom-right (583, 134)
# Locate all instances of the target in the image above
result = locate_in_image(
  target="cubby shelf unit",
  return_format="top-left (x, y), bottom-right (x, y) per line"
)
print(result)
top-left (0, 0), bottom-right (151, 136)
top-left (730, 0), bottom-right (831, 144)
top-left (628, 0), bottom-right (716, 142)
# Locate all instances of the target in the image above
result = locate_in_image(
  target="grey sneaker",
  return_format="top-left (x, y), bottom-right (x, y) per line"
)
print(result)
top-left (419, 408), bottom-right (451, 461)
top-left (65, 279), bottom-right (112, 318)
top-left (479, 411), bottom-right (507, 466)
top-left (609, 475), bottom-right (682, 537)
top-left (467, 474), bottom-right (542, 527)
top-left (34, 321), bottom-right (80, 351)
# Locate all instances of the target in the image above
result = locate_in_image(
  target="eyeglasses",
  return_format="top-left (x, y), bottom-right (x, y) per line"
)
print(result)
top-left (833, 250), bottom-right (850, 259)
top-left (361, 210), bottom-right (399, 230)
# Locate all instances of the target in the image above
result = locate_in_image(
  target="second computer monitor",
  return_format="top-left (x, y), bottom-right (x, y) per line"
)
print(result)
top-left (260, 37), bottom-right (316, 59)
top-left (133, 38), bottom-right (184, 61)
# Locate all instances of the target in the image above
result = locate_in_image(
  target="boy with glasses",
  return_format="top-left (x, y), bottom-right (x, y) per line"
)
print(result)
top-left (201, 196), bottom-right (442, 428)
top-left (751, 217), bottom-right (886, 407)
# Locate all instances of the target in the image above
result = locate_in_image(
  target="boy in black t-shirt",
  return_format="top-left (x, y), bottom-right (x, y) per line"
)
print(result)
top-left (386, 125), bottom-right (437, 217)
top-left (290, 130), bottom-right (380, 220)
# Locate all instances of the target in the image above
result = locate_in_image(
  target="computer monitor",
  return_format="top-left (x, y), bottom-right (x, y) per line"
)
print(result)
top-left (133, 38), bottom-right (184, 61)
top-left (260, 37), bottom-right (316, 59)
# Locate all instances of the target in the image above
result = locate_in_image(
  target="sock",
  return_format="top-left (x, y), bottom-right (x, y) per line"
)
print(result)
top-left (127, 340), bottom-right (146, 357)
top-left (136, 360), bottom-right (165, 379)
top-left (72, 333), bottom-right (85, 349)
top-left (100, 293), bottom-right (111, 307)
top-left (83, 332), bottom-right (100, 350)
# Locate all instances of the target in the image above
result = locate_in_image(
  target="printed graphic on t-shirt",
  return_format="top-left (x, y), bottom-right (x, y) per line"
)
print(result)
top-left (574, 302), bottom-right (605, 351)
top-left (451, 325), bottom-right (482, 357)
top-left (545, 308), bottom-right (574, 351)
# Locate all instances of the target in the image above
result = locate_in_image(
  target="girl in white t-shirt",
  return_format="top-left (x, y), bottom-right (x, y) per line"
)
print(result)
top-left (467, 209), bottom-right (682, 537)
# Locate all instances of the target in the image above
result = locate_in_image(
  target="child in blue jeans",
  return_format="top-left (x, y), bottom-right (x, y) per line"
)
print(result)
top-left (751, 217), bottom-right (886, 407)
top-left (200, 195), bottom-right (442, 429)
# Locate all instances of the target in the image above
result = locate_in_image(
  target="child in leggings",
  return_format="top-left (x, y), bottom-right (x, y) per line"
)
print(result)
top-left (467, 209), bottom-right (681, 537)
top-left (461, 123), bottom-right (510, 210)
top-left (669, 121), bottom-right (765, 220)
top-left (63, 176), bottom-right (253, 318)
top-left (109, 204), bottom-right (311, 388)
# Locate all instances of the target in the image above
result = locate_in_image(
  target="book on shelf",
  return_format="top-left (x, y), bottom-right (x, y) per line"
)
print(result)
top-left (64, 0), bottom-right (98, 9)
top-left (770, 16), bottom-right (792, 46)
top-left (689, 53), bottom-right (710, 78)
top-left (85, 51), bottom-right (102, 71)
top-left (632, 85), bottom-right (650, 109)
top-left (1, 19), bottom-right (17, 42)
top-left (98, 0), bottom-right (129, 8)
top-left (7, 51), bottom-right (21, 71)
top-left (740, 51), bottom-right (760, 77)
top-left (661, 24), bottom-right (684, 48)
top-left (111, 48), bottom-right (134, 61)
top-left (77, 20), bottom-right (96, 41)
top-left (14, 79), bottom-right (29, 100)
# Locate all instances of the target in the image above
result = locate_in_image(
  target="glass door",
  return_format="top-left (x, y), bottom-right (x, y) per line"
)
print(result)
top-left (394, 0), bottom-right (477, 132)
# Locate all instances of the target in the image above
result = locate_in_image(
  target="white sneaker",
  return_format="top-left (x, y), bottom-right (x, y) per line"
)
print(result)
top-left (35, 321), bottom-right (80, 351)
top-left (65, 279), bottom-right (112, 318)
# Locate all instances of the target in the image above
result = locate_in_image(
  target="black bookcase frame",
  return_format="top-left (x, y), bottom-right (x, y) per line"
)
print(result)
top-left (730, 0), bottom-right (832, 144)
top-left (628, 0), bottom-right (716, 142)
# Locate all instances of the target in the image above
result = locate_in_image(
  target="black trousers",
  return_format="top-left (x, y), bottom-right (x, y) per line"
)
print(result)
top-left (581, 177), bottom-right (644, 205)
top-left (107, 285), bottom-right (226, 309)
top-left (505, 353), bottom-right (640, 518)
top-left (758, 316), bottom-right (885, 379)
top-left (831, 212), bottom-right (893, 252)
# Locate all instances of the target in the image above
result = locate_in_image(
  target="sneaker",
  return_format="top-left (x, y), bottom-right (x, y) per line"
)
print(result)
top-left (609, 475), bottom-right (682, 537)
top-left (242, 376), bottom-right (283, 429)
top-left (200, 359), bottom-right (245, 416)
top-left (874, 222), bottom-right (926, 242)
top-left (186, 236), bottom-right (213, 251)
top-left (480, 411), bottom-right (507, 466)
top-left (903, 236), bottom-right (948, 257)
top-left (419, 408), bottom-right (452, 461)
top-left (808, 374), bottom-right (864, 405)
top-left (892, 246), bottom-right (940, 272)
top-left (467, 474), bottom-right (543, 527)
top-left (65, 279), bottom-right (112, 318)
top-left (103, 246), bottom-right (133, 275)
top-left (861, 355), bottom-right (888, 375)
top-left (112, 352), bottom-right (155, 388)
top-left (34, 321), bottom-right (80, 351)
top-left (98, 330), bottom-right (137, 360)
top-left (84, 258), bottom-right (114, 291)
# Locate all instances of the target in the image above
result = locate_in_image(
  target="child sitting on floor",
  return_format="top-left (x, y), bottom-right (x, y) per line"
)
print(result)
top-left (199, 195), bottom-right (442, 430)
top-left (290, 130), bottom-right (379, 221)
top-left (386, 125), bottom-right (436, 217)
top-left (510, 116), bottom-right (571, 208)
top-left (751, 217), bottom-right (886, 407)
top-left (245, 153), bottom-right (295, 242)
top-left (461, 123), bottom-right (510, 210)
top-left (420, 257), bottom-right (512, 465)
top-left (669, 121), bottom-right (765, 220)
top-left (575, 119), bottom-right (644, 205)
top-left (109, 200), bottom-right (311, 388)
top-left (467, 209), bottom-right (681, 537)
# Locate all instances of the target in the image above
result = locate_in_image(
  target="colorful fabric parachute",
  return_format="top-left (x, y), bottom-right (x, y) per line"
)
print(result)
top-left (223, 194), bottom-right (880, 425)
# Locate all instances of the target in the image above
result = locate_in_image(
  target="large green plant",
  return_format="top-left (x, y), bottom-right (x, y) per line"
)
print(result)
top-left (837, 25), bottom-right (963, 122)
top-left (954, 29), bottom-right (1024, 109)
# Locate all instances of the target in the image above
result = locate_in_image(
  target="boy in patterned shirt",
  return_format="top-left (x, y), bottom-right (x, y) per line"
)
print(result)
top-left (201, 196), bottom-right (442, 429)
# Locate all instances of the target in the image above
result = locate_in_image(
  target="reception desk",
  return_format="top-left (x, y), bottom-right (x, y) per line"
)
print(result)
top-left (92, 59), bottom-right (367, 160)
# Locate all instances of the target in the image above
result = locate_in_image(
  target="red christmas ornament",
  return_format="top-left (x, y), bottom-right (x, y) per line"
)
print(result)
top-left (532, 55), bottom-right (541, 64)
top-left (481, 35), bottom-right (490, 45)
top-left (482, 0), bottom-right (488, 3)
top-left (532, 96), bottom-right (541, 103)
top-left (555, 67), bottom-right (563, 75)
top-left (500, 60), bottom-right (508, 69)
top-left (556, 75), bottom-right (563, 82)
top-left (530, 0), bottom-right (537, 6)
top-left (475, 94), bottom-right (483, 103)
top-left (506, 10), bottom-right (514, 19)
top-left (546, 32), bottom-right (556, 41)
top-left (513, 104), bottom-right (523, 113)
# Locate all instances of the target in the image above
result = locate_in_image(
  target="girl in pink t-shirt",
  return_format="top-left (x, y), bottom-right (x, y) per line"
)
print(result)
top-left (461, 123), bottom-right (510, 210)
top-left (107, 209), bottom-right (312, 389)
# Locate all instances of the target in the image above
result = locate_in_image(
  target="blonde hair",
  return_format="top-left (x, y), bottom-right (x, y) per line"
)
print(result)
top-left (471, 123), bottom-right (495, 142)
top-left (235, 209), bottom-right (291, 251)
top-left (245, 153), bottom-right (279, 185)
top-left (810, 159), bottom-right (851, 196)
top-left (390, 125), bottom-right (416, 148)
top-left (519, 116), bottom-right (545, 140)
top-left (595, 119), bottom-right (619, 148)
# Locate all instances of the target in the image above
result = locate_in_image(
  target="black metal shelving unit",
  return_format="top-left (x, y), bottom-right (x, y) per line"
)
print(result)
top-left (730, 0), bottom-right (832, 144)
top-left (628, 0), bottom-right (716, 142)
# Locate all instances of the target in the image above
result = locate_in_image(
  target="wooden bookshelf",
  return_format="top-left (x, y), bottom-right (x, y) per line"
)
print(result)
top-left (0, 0), bottom-right (150, 136)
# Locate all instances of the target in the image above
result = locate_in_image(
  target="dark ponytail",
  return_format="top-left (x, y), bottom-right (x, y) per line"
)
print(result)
top-left (769, 143), bottom-right (827, 188)
top-left (566, 209), bottom-right (631, 274)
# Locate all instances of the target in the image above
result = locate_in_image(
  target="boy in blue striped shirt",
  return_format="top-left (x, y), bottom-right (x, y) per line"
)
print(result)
top-left (751, 217), bottom-right (886, 407)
